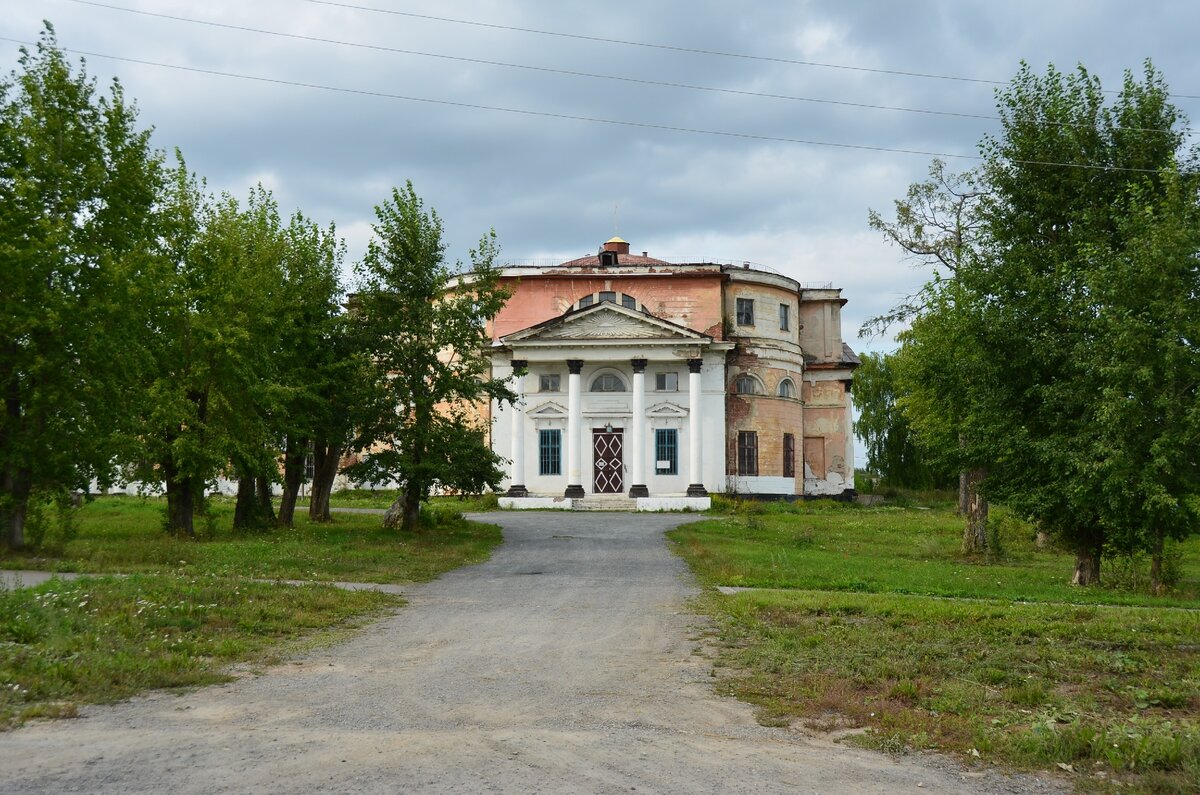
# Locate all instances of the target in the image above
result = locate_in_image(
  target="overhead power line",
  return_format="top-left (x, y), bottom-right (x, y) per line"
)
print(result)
top-left (0, 35), bottom-right (1176, 174)
top-left (65, 0), bottom-right (999, 127)
top-left (297, 0), bottom-right (1200, 101)
top-left (63, 0), bottom-right (1198, 138)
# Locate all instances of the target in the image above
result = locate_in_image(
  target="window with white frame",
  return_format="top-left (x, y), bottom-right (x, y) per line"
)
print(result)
top-left (779, 303), bottom-right (790, 331)
top-left (539, 373), bottom-right (561, 392)
top-left (778, 378), bottom-right (796, 398)
top-left (655, 372), bottom-right (678, 391)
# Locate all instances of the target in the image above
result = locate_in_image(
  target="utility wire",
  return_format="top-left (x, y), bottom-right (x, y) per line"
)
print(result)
top-left (297, 0), bottom-right (1200, 101)
top-left (0, 35), bottom-right (1173, 174)
top-left (65, 0), bottom-right (1000, 127)
top-left (63, 0), bottom-right (1198, 138)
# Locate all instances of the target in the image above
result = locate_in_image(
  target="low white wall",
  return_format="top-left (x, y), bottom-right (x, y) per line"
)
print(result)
top-left (498, 497), bottom-right (576, 510)
top-left (635, 496), bottom-right (710, 512)
top-left (725, 476), bottom-right (795, 495)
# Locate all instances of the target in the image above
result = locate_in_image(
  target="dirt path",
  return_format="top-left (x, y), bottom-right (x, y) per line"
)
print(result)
top-left (0, 512), bottom-right (1063, 793)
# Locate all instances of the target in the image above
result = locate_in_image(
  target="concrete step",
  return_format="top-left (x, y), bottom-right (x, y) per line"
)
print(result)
top-left (573, 496), bottom-right (638, 511)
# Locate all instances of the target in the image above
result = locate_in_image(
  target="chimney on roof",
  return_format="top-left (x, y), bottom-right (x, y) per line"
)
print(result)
top-left (602, 236), bottom-right (630, 255)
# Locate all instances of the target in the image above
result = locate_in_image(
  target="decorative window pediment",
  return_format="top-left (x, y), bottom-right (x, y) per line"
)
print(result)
top-left (527, 401), bottom-right (568, 418)
top-left (646, 401), bottom-right (688, 418)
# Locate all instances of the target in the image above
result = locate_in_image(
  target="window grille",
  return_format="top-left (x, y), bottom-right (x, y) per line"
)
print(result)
top-left (539, 429), bottom-right (562, 476)
top-left (590, 373), bottom-right (626, 392)
top-left (655, 429), bottom-right (678, 475)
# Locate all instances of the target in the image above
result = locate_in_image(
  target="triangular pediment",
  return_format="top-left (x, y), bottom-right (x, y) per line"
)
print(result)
top-left (646, 401), bottom-right (688, 418)
top-left (527, 401), bottom-right (568, 417)
top-left (503, 302), bottom-right (710, 344)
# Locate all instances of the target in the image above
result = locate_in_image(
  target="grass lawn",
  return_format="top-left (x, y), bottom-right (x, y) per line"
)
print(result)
top-left (323, 489), bottom-right (500, 513)
top-left (0, 495), bottom-right (502, 728)
top-left (669, 500), bottom-right (1200, 793)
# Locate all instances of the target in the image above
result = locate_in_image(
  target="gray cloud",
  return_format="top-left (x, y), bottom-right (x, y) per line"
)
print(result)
top-left (7, 0), bottom-right (1200, 353)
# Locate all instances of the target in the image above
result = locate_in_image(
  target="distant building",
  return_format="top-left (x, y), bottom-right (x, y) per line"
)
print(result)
top-left (488, 237), bottom-right (858, 506)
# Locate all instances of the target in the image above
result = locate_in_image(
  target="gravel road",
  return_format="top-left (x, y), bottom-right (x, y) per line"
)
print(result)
top-left (1, 511), bottom-right (1064, 794)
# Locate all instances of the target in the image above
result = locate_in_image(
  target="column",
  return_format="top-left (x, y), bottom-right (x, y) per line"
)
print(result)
top-left (505, 360), bottom-right (528, 497)
top-left (628, 358), bottom-right (648, 498)
top-left (686, 358), bottom-right (708, 497)
top-left (564, 359), bottom-right (585, 498)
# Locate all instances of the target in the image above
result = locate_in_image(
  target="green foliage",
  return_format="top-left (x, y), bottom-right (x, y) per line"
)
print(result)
top-left (348, 182), bottom-right (515, 531)
top-left (880, 61), bottom-right (1200, 584)
top-left (852, 352), bottom-right (954, 488)
top-left (20, 488), bottom-right (80, 553)
top-left (0, 24), bottom-right (162, 547)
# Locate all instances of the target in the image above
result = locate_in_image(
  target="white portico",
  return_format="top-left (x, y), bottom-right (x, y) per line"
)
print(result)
top-left (492, 302), bottom-right (732, 506)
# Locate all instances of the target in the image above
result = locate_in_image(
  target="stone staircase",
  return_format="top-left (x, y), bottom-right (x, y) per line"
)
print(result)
top-left (573, 495), bottom-right (638, 511)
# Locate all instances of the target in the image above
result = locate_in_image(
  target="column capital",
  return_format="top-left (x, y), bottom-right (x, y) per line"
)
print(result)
top-left (567, 359), bottom-right (584, 375)
top-left (510, 359), bottom-right (528, 374)
top-left (630, 358), bottom-right (648, 374)
top-left (687, 358), bottom-right (703, 374)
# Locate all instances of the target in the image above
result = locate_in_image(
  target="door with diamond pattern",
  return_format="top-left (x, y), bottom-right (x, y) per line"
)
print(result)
top-left (592, 428), bottom-right (624, 494)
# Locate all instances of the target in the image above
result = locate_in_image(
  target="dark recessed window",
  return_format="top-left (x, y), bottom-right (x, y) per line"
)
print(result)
top-left (578, 294), bottom-right (594, 308)
top-left (539, 429), bottom-right (562, 476)
top-left (655, 429), bottom-right (678, 475)
top-left (736, 297), bottom-right (754, 326)
top-left (783, 433), bottom-right (795, 478)
top-left (621, 294), bottom-right (637, 309)
top-left (539, 373), bottom-right (561, 392)
top-left (655, 372), bottom-right (678, 391)
top-left (735, 375), bottom-right (760, 395)
top-left (737, 431), bottom-right (758, 476)
top-left (779, 303), bottom-right (790, 331)
top-left (599, 291), bottom-right (616, 304)
top-left (778, 379), bottom-right (795, 399)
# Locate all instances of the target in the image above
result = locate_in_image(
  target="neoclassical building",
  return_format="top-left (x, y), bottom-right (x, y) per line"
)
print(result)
top-left (488, 237), bottom-right (858, 507)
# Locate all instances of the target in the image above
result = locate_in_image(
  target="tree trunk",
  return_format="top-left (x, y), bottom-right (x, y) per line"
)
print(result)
top-left (164, 472), bottom-right (196, 537)
top-left (961, 467), bottom-right (988, 554)
top-left (1035, 529), bottom-right (1050, 549)
top-left (957, 470), bottom-right (969, 516)
top-left (1070, 537), bottom-right (1102, 586)
top-left (1149, 528), bottom-right (1166, 596)
top-left (278, 436), bottom-right (307, 527)
top-left (2, 467), bottom-right (32, 550)
top-left (383, 483), bottom-right (422, 532)
top-left (309, 441), bottom-right (341, 523)
top-left (255, 476), bottom-right (275, 525)
top-left (234, 475), bottom-right (256, 529)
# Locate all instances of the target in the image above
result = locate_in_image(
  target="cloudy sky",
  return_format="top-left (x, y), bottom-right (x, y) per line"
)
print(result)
top-left (5, 1), bottom-right (1199, 355)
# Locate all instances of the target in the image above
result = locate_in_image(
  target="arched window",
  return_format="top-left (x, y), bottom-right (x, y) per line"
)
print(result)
top-left (735, 375), bottom-right (761, 395)
top-left (591, 373), bottom-right (627, 392)
top-left (778, 378), bottom-right (796, 399)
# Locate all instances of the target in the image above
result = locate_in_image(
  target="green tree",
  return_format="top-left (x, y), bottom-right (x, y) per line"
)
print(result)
top-left (865, 160), bottom-right (992, 551)
top-left (274, 214), bottom-right (347, 527)
top-left (851, 351), bottom-right (952, 490)
top-left (0, 25), bottom-right (161, 548)
top-left (349, 182), bottom-right (513, 532)
top-left (890, 62), bottom-right (1198, 585)
top-left (136, 158), bottom-right (288, 536)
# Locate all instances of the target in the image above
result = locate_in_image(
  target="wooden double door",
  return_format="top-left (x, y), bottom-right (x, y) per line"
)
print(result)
top-left (592, 427), bottom-right (624, 494)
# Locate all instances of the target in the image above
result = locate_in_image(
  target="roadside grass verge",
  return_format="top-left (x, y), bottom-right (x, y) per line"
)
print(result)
top-left (0, 495), bottom-right (504, 728)
top-left (669, 501), bottom-right (1200, 792)
top-left (0, 573), bottom-right (400, 729)
top-left (2, 495), bottom-right (502, 584)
